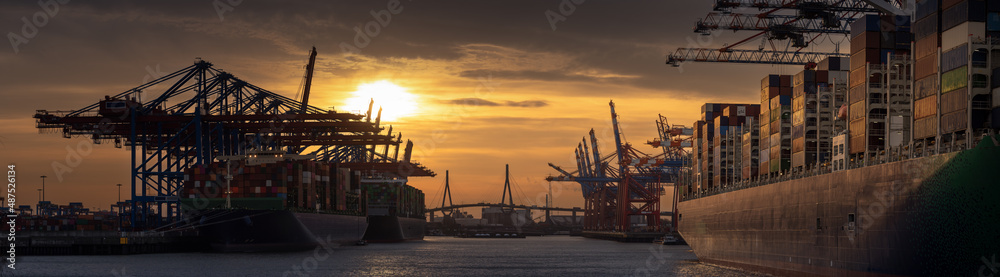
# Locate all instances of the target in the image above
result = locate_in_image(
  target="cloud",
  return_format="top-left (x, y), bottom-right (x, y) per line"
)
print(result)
top-left (504, 100), bottom-right (547, 108)
top-left (441, 98), bottom-right (500, 106)
top-left (440, 98), bottom-right (548, 108)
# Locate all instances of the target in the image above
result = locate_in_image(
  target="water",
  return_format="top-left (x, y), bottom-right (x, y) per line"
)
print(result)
top-left (6, 236), bottom-right (764, 276)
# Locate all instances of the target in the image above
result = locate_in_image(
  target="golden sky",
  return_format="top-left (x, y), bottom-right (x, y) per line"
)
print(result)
top-left (0, 1), bottom-right (805, 214)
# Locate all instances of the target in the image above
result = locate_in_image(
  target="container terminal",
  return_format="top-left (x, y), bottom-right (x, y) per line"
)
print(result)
top-left (21, 47), bottom-right (434, 253)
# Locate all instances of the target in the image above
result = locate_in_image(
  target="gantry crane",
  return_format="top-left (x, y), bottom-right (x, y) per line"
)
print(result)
top-left (547, 101), bottom-right (685, 234)
top-left (33, 50), bottom-right (434, 230)
top-left (668, 0), bottom-right (907, 66)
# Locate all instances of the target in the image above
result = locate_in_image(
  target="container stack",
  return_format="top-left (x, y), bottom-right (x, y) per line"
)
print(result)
top-left (181, 160), bottom-right (356, 213)
top-left (740, 114), bottom-right (760, 181)
top-left (759, 75), bottom-right (792, 177)
top-left (712, 104), bottom-right (759, 187)
top-left (362, 182), bottom-right (425, 218)
top-left (817, 57), bottom-right (850, 164)
top-left (790, 57), bottom-right (850, 171)
top-left (911, 0), bottom-right (997, 154)
top-left (848, 14), bottom-right (913, 157)
top-left (692, 120), bottom-right (706, 191)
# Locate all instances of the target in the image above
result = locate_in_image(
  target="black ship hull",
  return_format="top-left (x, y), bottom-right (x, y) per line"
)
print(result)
top-left (362, 215), bottom-right (426, 242)
top-left (196, 209), bottom-right (367, 252)
top-left (678, 139), bottom-right (1000, 276)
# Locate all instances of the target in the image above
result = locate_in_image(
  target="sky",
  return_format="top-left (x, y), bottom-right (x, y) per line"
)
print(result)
top-left (0, 1), bottom-right (811, 215)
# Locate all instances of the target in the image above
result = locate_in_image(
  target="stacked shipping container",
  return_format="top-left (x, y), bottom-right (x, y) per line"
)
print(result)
top-left (791, 57), bottom-right (851, 170)
top-left (759, 75), bottom-right (792, 176)
top-left (913, 0), bottom-right (998, 153)
top-left (848, 14), bottom-right (913, 156)
top-left (181, 160), bottom-right (358, 213)
top-left (712, 104), bottom-right (760, 187)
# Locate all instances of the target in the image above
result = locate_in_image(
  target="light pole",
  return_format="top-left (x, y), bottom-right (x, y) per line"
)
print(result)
top-left (116, 183), bottom-right (122, 203)
top-left (37, 188), bottom-right (42, 216)
top-left (40, 175), bottom-right (46, 202)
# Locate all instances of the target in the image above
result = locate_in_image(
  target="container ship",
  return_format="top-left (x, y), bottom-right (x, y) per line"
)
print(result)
top-left (180, 150), bottom-right (427, 251)
top-left (674, 10), bottom-right (1000, 277)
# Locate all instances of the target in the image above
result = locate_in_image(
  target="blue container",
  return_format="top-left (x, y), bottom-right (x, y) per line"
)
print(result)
top-left (989, 12), bottom-right (1000, 30)
top-left (942, 0), bottom-right (988, 31)
top-left (913, 15), bottom-right (940, 40)
top-left (916, 0), bottom-right (939, 20)
top-left (851, 14), bottom-right (882, 38)
top-left (778, 95), bottom-right (791, 106)
top-left (941, 44), bottom-right (969, 72)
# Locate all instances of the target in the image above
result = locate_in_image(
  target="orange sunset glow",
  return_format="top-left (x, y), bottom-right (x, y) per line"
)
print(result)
top-left (0, 1), bottom-right (796, 216)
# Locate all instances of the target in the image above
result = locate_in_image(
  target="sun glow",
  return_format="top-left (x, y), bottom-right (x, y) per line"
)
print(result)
top-left (342, 81), bottom-right (417, 122)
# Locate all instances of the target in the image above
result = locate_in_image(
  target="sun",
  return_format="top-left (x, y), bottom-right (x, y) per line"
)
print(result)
top-left (342, 80), bottom-right (417, 122)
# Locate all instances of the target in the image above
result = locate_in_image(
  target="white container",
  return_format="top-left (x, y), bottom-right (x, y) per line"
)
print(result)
top-left (941, 21), bottom-right (985, 52)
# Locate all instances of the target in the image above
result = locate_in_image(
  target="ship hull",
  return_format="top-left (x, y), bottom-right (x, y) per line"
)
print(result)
top-left (196, 210), bottom-right (367, 252)
top-left (362, 215), bottom-right (426, 242)
top-left (678, 139), bottom-right (1000, 276)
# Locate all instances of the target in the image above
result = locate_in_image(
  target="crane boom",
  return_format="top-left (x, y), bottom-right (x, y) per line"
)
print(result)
top-left (300, 46), bottom-right (318, 114)
top-left (667, 48), bottom-right (847, 66)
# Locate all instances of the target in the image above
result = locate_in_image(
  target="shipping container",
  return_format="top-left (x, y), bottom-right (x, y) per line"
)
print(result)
top-left (914, 116), bottom-right (938, 139)
top-left (851, 32), bottom-right (882, 53)
top-left (850, 118), bottom-right (867, 135)
top-left (818, 56), bottom-right (847, 71)
top-left (761, 87), bottom-right (781, 102)
top-left (915, 34), bottom-right (940, 59)
top-left (770, 95), bottom-right (791, 109)
top-left (941, 0), bottom-right (987, 31)
top-left (794, 70), bottom-right (816, 86)
top-left (916, 0), bottom-right (940, 20)
top-left (881, 31), bottom-right (897, 50)
top-left (915, 95), bottom-right (939, 119)
top-left (942, 21), bottom-right (986, 51)
top-left (793, 96), bottom-right (805, 111)
top-left (851, 68), bottom-right (867, 88)
top-left (941, 108), bottom-right (969, 132)
top-left (942, 65), bottom-right (969, 92)
top-left (990, 11), bottom-right (1000, 30)
top-left (895, 32), bottom-right (913, 50)
top-left (793, 83), bottom-right (817, 98)
top-left (851, 48), bottom-right (882, 70)
top-left (850, 101), bottom-right (867, 120)
top-left (916, 75), bottom-right (941, 98)
top-left (850, 83), bottom-right (867, 104)
top-left (914, 14), bottom-right (940, 40)
top-left (850, 135), bottom-right (866, 154)
top-left (762, 75), bottom-right (781, 89)
top-left (851, 14), bottom-right (883, 38)
top-left (793, 138), bottom-right (805, 154)
top-left (941, 43), bottom-right (969, 72)
top-left (941, 86), bottom-right (969, 113)
top-left (916, 52), bottom-right (940, 79)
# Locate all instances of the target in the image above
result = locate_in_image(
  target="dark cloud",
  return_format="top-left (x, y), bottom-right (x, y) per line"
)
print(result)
top-left (505, 100), bottom-right (547, 108)
top-left (441, 98), bottom-right (500, 106)
top-left (441, 98), bottom-right (548, 108)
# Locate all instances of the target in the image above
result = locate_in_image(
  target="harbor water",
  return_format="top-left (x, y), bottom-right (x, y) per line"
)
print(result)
top-left (5, 236), bottom-right (764, 276)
